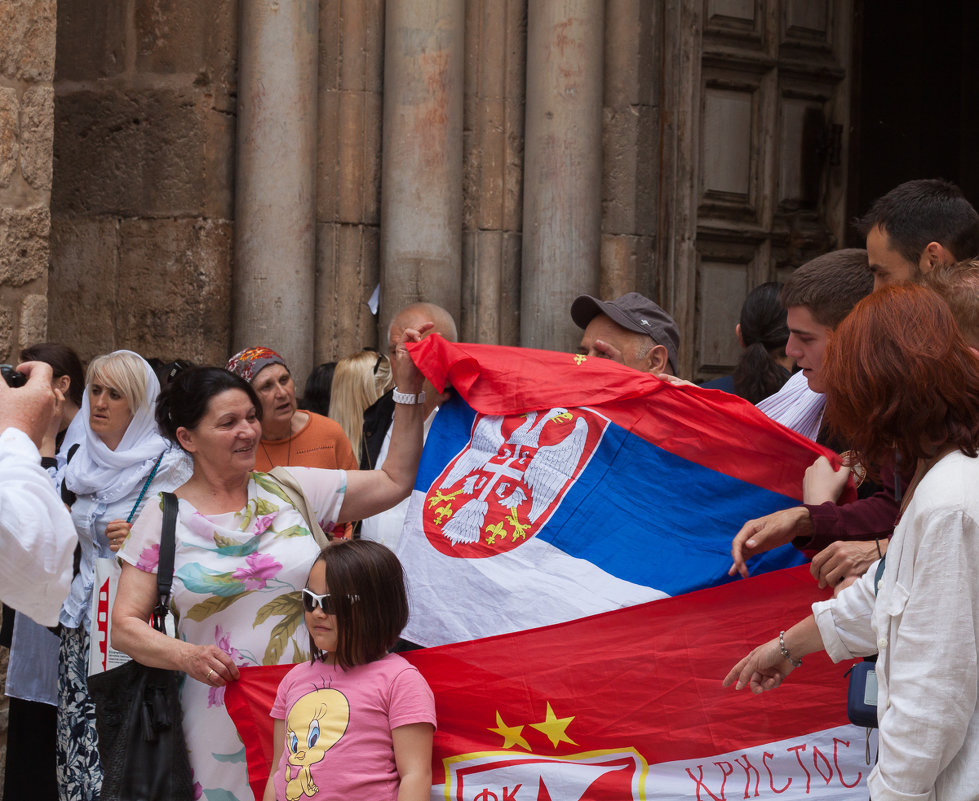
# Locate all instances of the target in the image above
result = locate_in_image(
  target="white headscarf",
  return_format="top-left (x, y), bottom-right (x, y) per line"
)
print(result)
top-left (62, 350), bottom-right (171, 504)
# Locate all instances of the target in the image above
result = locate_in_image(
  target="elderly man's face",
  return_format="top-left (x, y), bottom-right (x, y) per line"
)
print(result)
top-left (577, 314), bottom-right (655, 373)
top-left (251, 363), bottom-right (296, 435)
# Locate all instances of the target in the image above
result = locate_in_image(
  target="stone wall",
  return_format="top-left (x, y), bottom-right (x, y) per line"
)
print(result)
top-left (44, 1), bottom-right (668, 370)
top-left (0, 0), bottom-right (58, 787)
top-left (48, 0), bottom-right (238, 366)
top-left (0, 0), bottom-right (57, 363)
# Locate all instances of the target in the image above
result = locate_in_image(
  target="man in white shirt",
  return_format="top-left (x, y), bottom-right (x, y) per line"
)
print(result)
top-left (0, 361), bottom-right (77, 626)
top-left (360, 303), bottom-right (457, 550)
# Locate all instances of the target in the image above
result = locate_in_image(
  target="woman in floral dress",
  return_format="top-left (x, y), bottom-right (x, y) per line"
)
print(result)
top-left (113, 327), bottom-right (428, 800)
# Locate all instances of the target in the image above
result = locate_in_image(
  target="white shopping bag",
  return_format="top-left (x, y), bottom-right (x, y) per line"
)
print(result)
top-left (88, 557), bottom-right (177, 676)
top-left (88, 557), bottom-right (131, 676)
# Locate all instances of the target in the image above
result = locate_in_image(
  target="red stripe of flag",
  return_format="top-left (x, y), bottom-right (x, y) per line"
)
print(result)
top-left (226, 565), bottom-right (861, 800)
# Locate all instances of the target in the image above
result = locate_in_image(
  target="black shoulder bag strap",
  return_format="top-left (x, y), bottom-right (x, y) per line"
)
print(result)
top-left (60, 442), bottom-right (81, 507)
top-left (152, 493), bottom-right (178, 633)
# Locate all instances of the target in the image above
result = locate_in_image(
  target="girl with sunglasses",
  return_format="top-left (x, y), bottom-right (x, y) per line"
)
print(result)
top-left (263, 540), bottom-right (435, 801)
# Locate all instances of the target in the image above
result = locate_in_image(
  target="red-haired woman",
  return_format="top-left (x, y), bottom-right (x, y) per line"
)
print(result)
top-left (724, 284), bottom-right (979, 800)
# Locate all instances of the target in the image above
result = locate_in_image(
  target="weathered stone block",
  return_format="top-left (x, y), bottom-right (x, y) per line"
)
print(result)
top-left (318, 89), bottom-right (382, 225)
top-left (0, 207), bottom-right (51, 287)
top-left (47, 216), bottom-right (120, 358)
top-left (115, 218), bottom-right (232, 365)
top-left (315, 221), bottom-right (380, 360)
top-left (320, 0), bottom-right (384, 93)
top-left (0, 305), bottom-right (12, 360)
top-left (19, 292), bottom-right (48, 344)
top-left (474, 97), bottom-right (506, 231)
top-left (55, 0), bottom-right (128, 80)
top-left (319, 0), bottom-right (342, 91)
top-left (0, 88), bottom-right (18, 189)
top-left (501, 98), bottom-right (524, 233)
top-left (0, 0), bottom-right (56, 81)
top-left (604, 0), bottom-right (659, 108)
top-left (20, 86), bottom-right (55, 191)
top-left (134, 0), bottom-right (238, 98)
top-left (53, 88), bottom-right (222, 217)
top-left (600, 233), bottom-right (657, 300)
top-left (202, 103), bottom-right (236, 219)
top-left (461, 228), bottom-right (521, 345)
top-left (602, 103), bottom-right (659, 236)
top-left (343, 0), bottom-right (384, 93)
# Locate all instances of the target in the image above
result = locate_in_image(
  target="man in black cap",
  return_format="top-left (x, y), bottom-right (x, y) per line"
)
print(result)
top-left (571, 292), bottom-right (680, 375)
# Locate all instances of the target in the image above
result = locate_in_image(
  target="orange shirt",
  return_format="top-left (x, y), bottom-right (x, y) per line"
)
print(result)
top-left (254, 411), bottom-right (358, 472)
top-left (254, 412), bottom-right (358, 538)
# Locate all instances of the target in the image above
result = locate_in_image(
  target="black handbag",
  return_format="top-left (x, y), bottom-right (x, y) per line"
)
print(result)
top-left (88, 492), bottom-right (194, 801)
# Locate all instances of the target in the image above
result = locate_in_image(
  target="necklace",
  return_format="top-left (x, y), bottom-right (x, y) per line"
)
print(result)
top-left (260, 434), bottom-right (292, 468)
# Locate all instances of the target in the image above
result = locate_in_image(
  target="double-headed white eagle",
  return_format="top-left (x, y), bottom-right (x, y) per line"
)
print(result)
top-left (439, 408), bottom-right (588, 545)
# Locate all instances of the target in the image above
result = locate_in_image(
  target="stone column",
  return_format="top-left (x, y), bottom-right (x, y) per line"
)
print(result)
top-left (234, 0), bottom-right (319, 382)
top-left (461, 0), bottom-right (525, 346)
top-left (315, 0), bottom-right (385, 360)
top-left (601, 0), bottom-right (660, 301)
top-left (379, 0), bottom-right (465, 335)
top-left (0, 0), bottom-right (57, 362)
top-left (520, 0), bottom-right (604, 352)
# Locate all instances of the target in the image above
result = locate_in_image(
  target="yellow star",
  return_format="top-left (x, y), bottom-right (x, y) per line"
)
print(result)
top-left (529, 702), bottom-right (577, 748)
top-left (573, 354), bottom-right (586, 365)
top-left (488, 711), bottom-right (531, 751)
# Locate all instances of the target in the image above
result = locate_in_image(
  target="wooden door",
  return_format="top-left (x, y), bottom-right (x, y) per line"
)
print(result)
top-left (660, 0), bottom-right (853, 381)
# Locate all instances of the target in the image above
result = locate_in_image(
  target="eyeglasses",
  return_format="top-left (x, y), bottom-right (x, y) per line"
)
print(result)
top-left (301, 588), bottom-right (359, 614)
top-left (363, 347), bottom-right (385, 376)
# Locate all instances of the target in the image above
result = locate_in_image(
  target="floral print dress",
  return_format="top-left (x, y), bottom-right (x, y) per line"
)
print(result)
top-left (119, 468), bottom-right (346, 801)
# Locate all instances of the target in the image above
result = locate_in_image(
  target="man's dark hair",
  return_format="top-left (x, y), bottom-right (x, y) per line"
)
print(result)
top-left (854, 179), bottom-right (979, 265)
top-left (780, 249), bottom-right (873, 329)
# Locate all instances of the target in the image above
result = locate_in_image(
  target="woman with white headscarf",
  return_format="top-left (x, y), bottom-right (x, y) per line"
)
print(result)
top-left (54, 350), bottom-right (191, 801)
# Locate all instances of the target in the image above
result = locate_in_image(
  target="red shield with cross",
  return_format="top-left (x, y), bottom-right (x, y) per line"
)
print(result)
top-left (443, 750), bottom-right (646, 800)
top-left (422, 407), bottom-right (609, 558)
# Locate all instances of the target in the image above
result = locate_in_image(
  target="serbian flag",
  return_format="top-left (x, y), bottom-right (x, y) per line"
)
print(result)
top-left (395, 337), bottom-right (848, 646)
top-left (226, 566), bottom-right (871, 801)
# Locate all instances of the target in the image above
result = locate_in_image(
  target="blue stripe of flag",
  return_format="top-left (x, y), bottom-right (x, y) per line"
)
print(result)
top-left (416, 396), bottom-right (805, 596)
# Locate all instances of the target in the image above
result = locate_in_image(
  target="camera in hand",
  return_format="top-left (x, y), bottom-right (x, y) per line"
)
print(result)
top-left (1, 364), bottom-right (27, 387)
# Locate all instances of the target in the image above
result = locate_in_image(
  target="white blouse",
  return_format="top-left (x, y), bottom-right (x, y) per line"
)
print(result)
top-left (814, 450), bottom-right (979, 801)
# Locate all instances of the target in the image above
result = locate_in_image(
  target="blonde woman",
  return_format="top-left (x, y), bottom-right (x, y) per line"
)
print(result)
top-left (329, 349), bottom-right (392, 463)
top-left (55, 350), bottom-right (191, 801)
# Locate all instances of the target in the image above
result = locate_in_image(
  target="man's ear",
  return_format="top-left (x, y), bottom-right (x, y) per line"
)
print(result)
top-left (919, 241), bottom-right (955, 273)
top-left (646, 344), bottom-right (671, 375)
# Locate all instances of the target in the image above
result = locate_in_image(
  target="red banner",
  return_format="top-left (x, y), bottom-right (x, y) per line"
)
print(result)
top-left (226, 565), bottom-right (868, 800)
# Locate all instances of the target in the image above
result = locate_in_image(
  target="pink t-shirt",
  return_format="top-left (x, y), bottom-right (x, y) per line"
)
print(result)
top-left (270, 653), bottom-right (436, 801)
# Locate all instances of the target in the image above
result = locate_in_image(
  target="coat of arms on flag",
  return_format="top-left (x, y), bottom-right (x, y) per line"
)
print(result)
top-left (443, 748), bottom-right (647, 800)
top-left (424, 407), bottom-right (608, 557)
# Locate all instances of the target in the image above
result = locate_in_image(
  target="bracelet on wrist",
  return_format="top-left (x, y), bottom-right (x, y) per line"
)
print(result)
top-left (779, 630), bottom-right (802, 668)
top-left (392, 387), bottom-right (426, 406)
